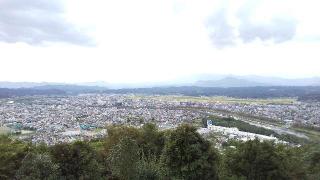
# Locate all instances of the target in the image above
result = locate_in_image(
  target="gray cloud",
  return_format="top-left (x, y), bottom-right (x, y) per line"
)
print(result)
top-left (237, 2), bottom-right (297, 44)
top-left (239, 18), bottom-right (296, 43)
top-left (206, 9), bottom-right (236, 48)
top-left (206, 2), bottom-right (297, 47)
top-left (0, 0), bottom-right (93, 45)
top-left (239, 18), bottom-right (297, 43)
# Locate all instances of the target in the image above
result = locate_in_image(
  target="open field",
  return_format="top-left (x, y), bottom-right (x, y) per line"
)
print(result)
top-left (0, 126), bottom-right (35, 137)
top-left (132, 95), bottom-right (297, 105)
top-left (0, 126), bottom-right (11, 135)
top-left (130, 95), bottom-right (319, 143)
top-left (291, 127), bottom-right (320, 143)
top-left (204, 109), bottom-right (320, 143)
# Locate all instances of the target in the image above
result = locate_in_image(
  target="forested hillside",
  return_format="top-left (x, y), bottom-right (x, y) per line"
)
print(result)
top-left (0, 88), bottom-right (65, 98)
top-left (1, 124), bottom-right (319, 180)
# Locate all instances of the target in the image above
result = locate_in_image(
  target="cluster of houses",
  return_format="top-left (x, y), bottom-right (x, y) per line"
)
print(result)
top-left (0, 94), bottom-right (318, 144)
top-left (0, 94), bottom-right (202, 144)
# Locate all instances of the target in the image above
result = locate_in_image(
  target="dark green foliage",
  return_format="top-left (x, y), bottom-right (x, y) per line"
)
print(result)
top-left (0, 136), bottom-right (30, 179)
top-left (224, 139), bottom-right (307, 180)
top-left (50, 141), bottom-right (103, 180)
top-left (104, 123), bottom-right (165, 179)
top-left (308, 151), bottom-right (320, 179)
top-left (309, 151), bottom-right (320, 171)
top-left (140, 123), bottom-right (165, 158)
top-left (15, 153), bottom-right (60, 180)
top-left (0, 123), bottom-right (319, 180)
top-left (202, 118), bottom-right (208, 128)
top-left (104, 123), bottom-right (165, 157)
top-left (136, 155), bottom-right (163, 180)
top-left (162, 124), bottom-right (219, 180)
top-left (302, 144), bottom-right (320, 179)
top-left (104, 125), bottom-right (141, 155)
top-left (277, 133), bottom-right (308, 144)
top-left (108, 136), bottom-right (140, 180)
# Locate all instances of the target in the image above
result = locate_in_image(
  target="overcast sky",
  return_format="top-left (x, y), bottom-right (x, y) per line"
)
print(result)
top-left (0, 0), bottom-right (320, 83)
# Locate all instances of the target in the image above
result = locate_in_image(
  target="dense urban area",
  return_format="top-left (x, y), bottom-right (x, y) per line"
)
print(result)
top-left (1, 92), bottom-right (320, 179)
top-left (1, 93), bottom-right (319, 145)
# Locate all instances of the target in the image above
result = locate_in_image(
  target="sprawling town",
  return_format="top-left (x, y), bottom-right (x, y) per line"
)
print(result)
top-left (0, 94), bottom-right (319, 145)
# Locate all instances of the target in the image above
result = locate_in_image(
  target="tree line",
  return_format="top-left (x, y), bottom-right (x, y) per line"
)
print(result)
top-left (0, 123), bottom-right (319, 180)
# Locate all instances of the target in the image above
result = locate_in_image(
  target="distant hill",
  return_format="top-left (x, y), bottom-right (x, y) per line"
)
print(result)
top-left (240, 76), bottom-right (320, 86)
top-left (194, 77), bottom-right (268, 87)
top-left (0, 88), bottom-right (66, 98)
top-left (189, 75), bottom-right (320, 87)
top-left (1, 75), bottom-right (320, 90)
top-left (0, 82), bottom-right (53, 89)
top-left (0, 82), bottom-right (108, 94)
top-left (298, 93), bottom-right (320, 102)
top-left (34, 85), bottom-right (108, 94)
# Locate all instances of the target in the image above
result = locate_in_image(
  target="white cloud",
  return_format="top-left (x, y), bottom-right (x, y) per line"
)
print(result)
top-left (0, 0), bottom-right (319, 83)
top-left (0, 0), bottom-right (93, 45)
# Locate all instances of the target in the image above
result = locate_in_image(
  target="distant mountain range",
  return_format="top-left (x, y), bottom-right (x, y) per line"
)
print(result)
top-left (0, 82), bottom-right (53, 89)
top-left (1, 75), bottom-right (320, 89)
top-left (239, 75), bottom-right (320, 86)
top-left (0, 82), bottom-right (109, 90)
top-left (194, 77), bottom-right (268, 87)
top-left (193, 76), bottom-right (320, 87)
top-left (0, 88), bottom-right (66, 98)
top-left (1, 79), bottom-right (320, 100)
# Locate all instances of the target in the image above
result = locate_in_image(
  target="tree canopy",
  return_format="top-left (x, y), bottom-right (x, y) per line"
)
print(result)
top-left (0, 124), bottom-right (319, 180)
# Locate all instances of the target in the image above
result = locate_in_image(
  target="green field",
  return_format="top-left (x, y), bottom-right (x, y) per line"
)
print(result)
top-left (291, 127), bottom-right (320, 143)
top-left (0, 126), bottom-right (11, 135)
top-left (131, 95), bottom-right (297, 105)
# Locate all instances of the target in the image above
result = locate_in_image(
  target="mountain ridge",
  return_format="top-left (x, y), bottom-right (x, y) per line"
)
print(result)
top-left (194, 77), bottom-right (269, 87)
top-left (1, 75), bottom-right (320, 89)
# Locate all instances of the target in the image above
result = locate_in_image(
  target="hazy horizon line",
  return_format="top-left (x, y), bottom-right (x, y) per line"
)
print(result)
top-left (0, 74), bottom-right (320, 84)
